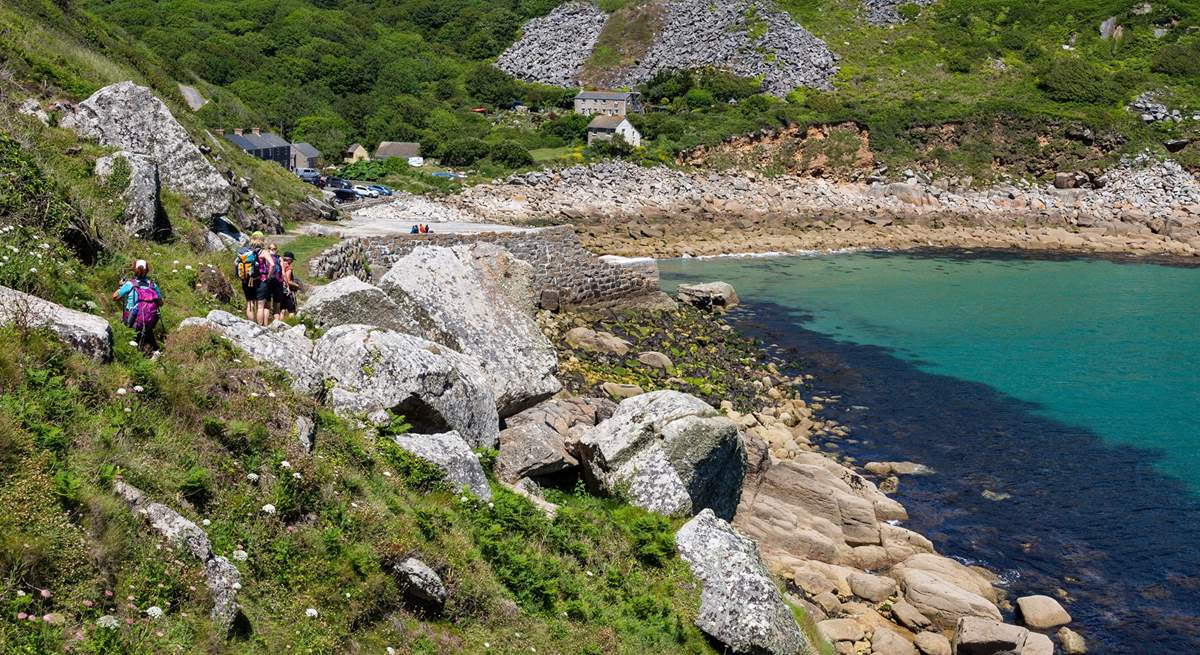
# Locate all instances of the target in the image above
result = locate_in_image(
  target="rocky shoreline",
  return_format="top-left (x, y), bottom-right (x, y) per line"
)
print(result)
top-left (446, 159), bottom-right (1200, 259)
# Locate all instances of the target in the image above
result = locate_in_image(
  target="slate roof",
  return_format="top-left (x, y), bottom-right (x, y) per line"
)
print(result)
top-left (344, 143), bottom-right (365, 155)
top-left (375, 141), bottom-right (421, 159)
top-left (226, 131), bottom-right (289, 151)
top-left (292, 142), bottom-right (321, 159)
top-left (576, 90), bottom-right (639, 100)
top-left (587, 115), bottom-right (628, 129)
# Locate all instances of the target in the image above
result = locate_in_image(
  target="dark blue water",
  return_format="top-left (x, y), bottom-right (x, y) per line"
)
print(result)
top-left (660, 251), bottom-right (1200, 653)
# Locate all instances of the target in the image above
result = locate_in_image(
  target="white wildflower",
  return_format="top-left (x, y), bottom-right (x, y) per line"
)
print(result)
top-left (280, 460), bottom-right (291, 469)
top-left (487, 502), bottom-right (494, 509)
top-left (124, 407), bottom-right (132, 413)
top-left (185, 265), bottom-right (193, 271)
top-left (128, 341), bottom-right (138, 347)
top-left (28, 267), bottom-right (36, 273)
top-left (305, 607), bottom-right (318, 618)
top-left (387, 648), bottom-right (397, 655)
top-left (250, 392), bottom-right (260, 398)
top-left (97, 615), bottom-right (120, 629)
top-left (585, 570), bottom-right (594, 577)
top-left (261, 504), bottom-right (276, 515)
top-left (231, 582), bottom-right (242, 590)
top-left (201, 519), bottom-right (211, 527)
top-left (16, 590), bottom-right (24, 597)
top-left (116, 388), bottom-right (127, 396)
top-left (172, 269), bottom-right (178, 273)
top-left (173, 260), bottom-right (180, 265)
top-left (292, 472), bottom-right (302, 480)
top-left (133, 385), bottom-right (144, 393)
top-left (268, 392), bottom-right (276, 398)
top-left (247, 473), bottom-right (259, 483)
top-left (232, 549), bottom-right (248, 561)
top-left (146, 606), bottom-right (164, 619)
top-left (459, 495), bottom-right (469, 503)
top-left (382, 471), bottom-right (392, 477)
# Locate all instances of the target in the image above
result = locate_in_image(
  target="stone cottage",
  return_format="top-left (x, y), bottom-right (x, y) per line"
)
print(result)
top-left (574, 90), bottom-right (644, 116)
top-left (343, 143), bottom-right (370, 164)
top-left (587, 115), bottom-right (641, 148)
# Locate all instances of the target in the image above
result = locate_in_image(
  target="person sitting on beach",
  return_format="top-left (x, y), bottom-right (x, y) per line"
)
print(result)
top-left (112, 259), bottom-right (162, 352)
top-left (410, 224), bottom-right (420, 234)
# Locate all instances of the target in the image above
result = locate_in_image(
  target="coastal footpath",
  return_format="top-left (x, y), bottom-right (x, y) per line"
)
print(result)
top-left (445, 159), bottom-right (1200, 259)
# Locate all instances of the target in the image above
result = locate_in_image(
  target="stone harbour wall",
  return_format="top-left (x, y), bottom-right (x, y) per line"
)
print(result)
top-left (307, 225), bottom-right (660, 309)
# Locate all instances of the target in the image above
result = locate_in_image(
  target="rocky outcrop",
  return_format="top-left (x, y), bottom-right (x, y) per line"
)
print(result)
top-left (0, 286), bottom-right (112, 361)
top-left (299, 276), bottom-right (417, 335)
top-left (95, 151), bottom-right (161, 237)
top-left (61, 82), bottom-right (231, 218)
top-left (180, 311), bottom-right (321, 394)
top-left (676, 281), bottom-right (740, 312)
top-left (896, 568), bottom-right (1001, 630)
top-left (390, 431), bottom-right (493, 501)
top-left (675, 509), bottom-right (814, 655)
top-left (578, 390), bottom-right (746, 518)
top-left (114, 481), bottom-right (242, 633)
top-left (313, 325), bottom-right (500, 448)
top-left (394, 557), bottom-right (448, 608)
top-left (496, 1), bottom-right (608, 86)
top-left (378, 245), bottom-right (560, 416)
top-left (495, 421), bottom-right (579, 483)
top-left (862, 0), bottom-right (936, 25)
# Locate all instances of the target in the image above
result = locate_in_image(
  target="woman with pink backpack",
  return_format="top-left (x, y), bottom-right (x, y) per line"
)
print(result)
top-left (112, 259), bottom-right (162, 353)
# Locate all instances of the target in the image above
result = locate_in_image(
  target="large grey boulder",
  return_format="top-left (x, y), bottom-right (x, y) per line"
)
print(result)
top-left (61, 81), bottom-right (231, 218)
top-left (299, 276), bottom-right (417, 334)
top-left (180, 311), bottom-right (321, 394)
top-left (114, 481), bottom-right (242, 633)
top-left (95, 151), bottom-right (161, 237)
top-left (378, 244), bottom-right (560, 416)
top-left (0, 286), bottom-right (112, 361)
top-left (677, 281), bottom-right (740, 312)
top-left (578, 390), bottom-right (746, 519)
top-left (390, 431), bottom-right (492, 501)
top-left (313, 325), bottom-right (499, 448)
top-left (394, 557), bottom-right (448, 608)
top-left (495, 421), bottom-right (579, 483)
top-left (676, 509), bottom-right (814, 655)
top-left (1015, 595), bottom-right (1071, 630)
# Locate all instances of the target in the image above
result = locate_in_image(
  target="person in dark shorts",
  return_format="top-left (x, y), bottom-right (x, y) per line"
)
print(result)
top-left (278, 250), bottom-right (300, 319)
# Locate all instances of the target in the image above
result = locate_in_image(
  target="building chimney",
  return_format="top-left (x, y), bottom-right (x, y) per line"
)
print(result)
top-left (233, 128), bottom-right (243, 136)
top-left (251, 126), bottom-right (261, 136)
top-left (215, 128), bottom-right (225, 135)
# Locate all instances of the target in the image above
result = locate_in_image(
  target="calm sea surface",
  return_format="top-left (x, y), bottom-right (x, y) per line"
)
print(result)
top-left (660, 250), bottom-right (1200, 654)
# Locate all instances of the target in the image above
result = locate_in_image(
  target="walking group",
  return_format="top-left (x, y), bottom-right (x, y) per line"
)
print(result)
top-left (236, 231), bottom-right (301, 326)
top-left (111, 232), bottom-right (301, 356)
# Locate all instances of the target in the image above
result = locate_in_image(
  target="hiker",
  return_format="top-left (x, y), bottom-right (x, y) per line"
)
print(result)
top-left (112, 259), bottom-right (162, 352)
top-left (236, 231), bottom-right (264, 322)
top-left (256, 243), bottom-right (286, 326)
top-left (277, 250), bottom-right (301, 320)
top-left (410, 224), bottom-right (420, 234)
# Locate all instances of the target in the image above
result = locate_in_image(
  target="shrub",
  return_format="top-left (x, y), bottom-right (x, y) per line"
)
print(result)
top-left (490, 140), bottom-right (534, 168)
top-left (587, 134), bottom-right (635, 158)
top-left (179, 466), bottom-right (211, 509)
top-left (539, 113), bottom-right (591, 144)
top-left (1038, 58), bottom-right (1123, 104)
top-left (439, 137), bottom-right (491, 166)
top-left (1151, 41), bottom-right (1200, 78)
top-left (684, 87), bottom-right (715, 109)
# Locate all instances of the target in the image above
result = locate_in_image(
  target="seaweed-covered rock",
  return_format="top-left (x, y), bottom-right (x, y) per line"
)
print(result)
top-left (579, 390), bottom-right (745, 518)
top-left (675, 509), bottom-right (814, 655)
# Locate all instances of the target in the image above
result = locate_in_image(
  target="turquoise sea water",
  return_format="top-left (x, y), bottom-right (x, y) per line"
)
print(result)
top-left (659, 251), bottom-right (1200, 652)
top-left (661, 252), bottom-right (1200, 487)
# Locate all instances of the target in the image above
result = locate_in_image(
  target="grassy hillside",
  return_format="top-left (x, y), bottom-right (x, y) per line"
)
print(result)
top-left (63, 0), bottom-right (1200, 183)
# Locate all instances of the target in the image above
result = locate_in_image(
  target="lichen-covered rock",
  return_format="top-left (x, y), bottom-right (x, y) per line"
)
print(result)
top-left (394, 557), bottom-right (448, 608)
top-left (390, 431), bottom-right (492, 501)
top-left (579, 390), bottom-right (745, 518)
top-left (61, 82), bottom-right (231, 218)
top-left (95, 151), bottom-right (162, 238)
top-left (114, 481), bottom-right (243, 633)
top-left (0, 286), bottom-right (112, 361)
top-left (180, 311), bottom-right (320, 394)
top-left (675, 509), bottom-right (814, 655)
top-left (496, 1), bottom-right (608, 86)
top-left (313, 325), bottom-right (499, 448)
top-left (299, 276), bottom-right (419, 334)
top-left (379, 245), bottom-right (560, 417)
top-left (495, 421), bottom-right (579, 483)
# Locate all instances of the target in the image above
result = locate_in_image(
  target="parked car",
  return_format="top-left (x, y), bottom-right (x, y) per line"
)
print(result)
top-left (368, 184), bottom-right (392, 196)
top-left (352, 184), bottom-right (378, 198)
top-left (295, 167), bottom-right (320, 181)
top-left (325, 177), bottom-right (351, 190)
top-left (331, 188), bottom-right (358, 204)
top-left (430, 171), bottom-right (465, 181)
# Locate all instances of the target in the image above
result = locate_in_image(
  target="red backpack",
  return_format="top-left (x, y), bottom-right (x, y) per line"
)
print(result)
top-left (133, 283), bottom-right (160, 330)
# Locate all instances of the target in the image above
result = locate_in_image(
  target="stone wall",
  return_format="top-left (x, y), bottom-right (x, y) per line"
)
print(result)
top-left (307, 226), bottom-right (660, 309)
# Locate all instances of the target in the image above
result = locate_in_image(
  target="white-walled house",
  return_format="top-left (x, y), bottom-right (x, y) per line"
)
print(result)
top-left (586, 115), bottom-right (641, 148)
